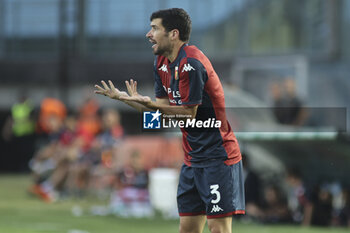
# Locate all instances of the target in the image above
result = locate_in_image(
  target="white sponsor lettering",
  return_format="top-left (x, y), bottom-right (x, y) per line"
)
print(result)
top-left (162, 118), bottom-right (221, 128)
top-left (173, 91), bottom-right (181, 98)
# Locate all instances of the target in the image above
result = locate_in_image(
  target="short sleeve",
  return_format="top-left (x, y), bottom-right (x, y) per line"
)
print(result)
top-left (153, 60), bottom-right (167, 98)
top-left (179, 58), bottom-right (208, 105)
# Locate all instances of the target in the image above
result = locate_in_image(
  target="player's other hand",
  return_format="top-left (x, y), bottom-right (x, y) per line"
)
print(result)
top-left (119, 79), bottom-right (151, 104)
top-left (94, 80), bottom-right (129, 100)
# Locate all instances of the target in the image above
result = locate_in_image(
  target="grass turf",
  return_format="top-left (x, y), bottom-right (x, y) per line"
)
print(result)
top-left (0, 175), bottom-right (349, 233)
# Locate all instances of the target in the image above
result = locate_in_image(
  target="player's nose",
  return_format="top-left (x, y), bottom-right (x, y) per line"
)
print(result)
top-left (146, 30), bottom-right (152, 39)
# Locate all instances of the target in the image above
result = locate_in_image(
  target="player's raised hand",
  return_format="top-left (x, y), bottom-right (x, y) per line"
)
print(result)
top-left (125, 79), bottom-right (140, 97)
top-left (94, 80), bottom-right (129, 100)
top-left (120, 79), bottom-right (152, 104)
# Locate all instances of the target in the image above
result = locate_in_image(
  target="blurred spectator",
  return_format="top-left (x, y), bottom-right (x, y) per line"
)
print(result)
top-left (2, 93), bottom-right (36, 172)
top-left (285, 168), bottom-right (312, 225)
top-left (270, 82), bottom-right (285, 124)
top-left (2, 94), bottom-right (35, 141)
top-left (37, 97), bottom-right (67, 135)
top-left (261, 185), bottom-right (291, 224)
top-left (242, 153), bottom-right (264, 221)
top-left (110, 150), bottom-right (153, 217)
top-left (28, 108), bottom-right (125, 202)
top-left (308, 184), bottom-right (333, 226)
top-left (28, 115), bottom-right (80, 201)
top-left (70, 108), bottom-right (124, 197)
top-left (270, 78), bottom-right (308, 126)
top-left (77, 97), bottom-right (101, 140)
top-left (339, 187), bottom-right (350, 227)
top-left (98, 108), bottom-right (124, 153)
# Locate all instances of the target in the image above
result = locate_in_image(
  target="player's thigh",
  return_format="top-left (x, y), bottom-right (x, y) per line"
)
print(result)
top-left (179, 215), bottom-right (206, 233)
top-left (177, 164), bottom-right (206, 215)
top-left (207, 216), bottom-right (232, 233)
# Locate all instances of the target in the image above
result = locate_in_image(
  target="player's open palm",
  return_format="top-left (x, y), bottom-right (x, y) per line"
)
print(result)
top-left (94, 80), bottom-right (128, 100)
top-left (121, 79), bottom-right (151, 104)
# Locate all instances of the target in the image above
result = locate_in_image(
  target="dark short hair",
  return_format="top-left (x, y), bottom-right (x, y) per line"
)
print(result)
top-left (150, 8), bottom-right (192, 42)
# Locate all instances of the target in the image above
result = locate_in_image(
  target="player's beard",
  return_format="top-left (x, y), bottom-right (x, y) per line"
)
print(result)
top-left (153, 35), bottom-right (173, 57)
top-left (154, 44), bottom-right (171, 56)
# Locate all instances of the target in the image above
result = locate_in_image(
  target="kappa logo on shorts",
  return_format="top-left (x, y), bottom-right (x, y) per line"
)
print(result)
top-left (210, 205), bottom-right (224, 213)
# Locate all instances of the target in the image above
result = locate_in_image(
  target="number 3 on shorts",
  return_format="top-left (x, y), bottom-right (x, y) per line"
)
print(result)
top-left (210, 184), bottom-right (221, 204)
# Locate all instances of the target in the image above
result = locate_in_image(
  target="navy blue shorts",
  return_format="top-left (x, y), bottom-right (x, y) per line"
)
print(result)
top-left (177, 161), bottom-right (245, 218)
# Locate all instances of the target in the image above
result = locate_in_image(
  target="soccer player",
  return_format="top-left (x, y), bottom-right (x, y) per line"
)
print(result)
top-left (95, 8), bottom-right (245, 233)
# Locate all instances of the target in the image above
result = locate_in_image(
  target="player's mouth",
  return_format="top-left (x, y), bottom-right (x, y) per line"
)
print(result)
top-left (149, 39), bottom-right (157, 49)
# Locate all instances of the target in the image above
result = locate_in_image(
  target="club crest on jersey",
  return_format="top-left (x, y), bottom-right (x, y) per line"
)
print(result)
top-left (182, 63), bottom-right (195, 72)
top-left (175, 66), bottom-right (179, 80)
top-left (158, 64), bottom-right (168, 73)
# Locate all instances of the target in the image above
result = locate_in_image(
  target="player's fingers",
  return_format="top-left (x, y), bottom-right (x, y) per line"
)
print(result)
top-left (130, 78), bottom-right (137, 93)
top-left (94, 90), bottom-right (106, 96)
top-left (129, 79), bottom-right (134, 92)
top-left (95, 86), bottom-right (108, 96)
top-left (95, 84), bottom-right (105, 92)
top-left (108, 80), bottom-right (117, 92)
top-left (134, 81), bottom-right (138, 93)
top-left (101, 80), bottom-right (110, 90)
top-left (130, 79), bottom-right (135, 93)
top-left (125, 80), bottom-right (132, 95)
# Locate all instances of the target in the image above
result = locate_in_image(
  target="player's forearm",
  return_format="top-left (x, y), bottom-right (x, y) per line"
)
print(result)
top-left (122, 100), bottom-right (152, 112)
top-left (144, 101), bottom-right (196, 118)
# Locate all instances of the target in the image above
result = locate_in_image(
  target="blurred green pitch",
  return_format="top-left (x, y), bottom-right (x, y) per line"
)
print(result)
top-left (0, 175), bottom-right (348, 233)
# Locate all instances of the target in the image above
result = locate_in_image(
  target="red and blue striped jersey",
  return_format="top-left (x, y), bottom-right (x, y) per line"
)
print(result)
top-left (154, 44), bottom-right (241, 167)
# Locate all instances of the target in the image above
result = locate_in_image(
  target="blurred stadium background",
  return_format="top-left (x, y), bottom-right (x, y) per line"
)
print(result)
top-left (1, 0), bottom-right (350, 232)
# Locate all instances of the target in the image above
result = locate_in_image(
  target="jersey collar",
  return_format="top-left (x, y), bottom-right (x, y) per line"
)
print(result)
top-left (168, 43), bottom-right (188, 68)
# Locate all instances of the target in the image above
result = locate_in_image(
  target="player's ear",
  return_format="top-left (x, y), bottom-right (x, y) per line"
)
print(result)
top-left (171, 29), bottom-right (180, 40)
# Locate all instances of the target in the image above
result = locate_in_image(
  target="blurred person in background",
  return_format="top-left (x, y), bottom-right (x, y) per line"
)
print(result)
top-left (2, 93), bottom-right (36, 172)
top-left (28, 140), bottom-right (60, 202)
top-left (71, 108), bottom-right (124, 198)
top-left (95, 8), bottom-right (244, 233)
top-left (242, 153), bottom-right (264, 221)
top-left (270, 82), bottom-right (285, 124)
top-left (338, 187), bottom-right (350, 227)
top-left (285, 168), bottom-right (312, 225)
top-left (270, 78), bottom-right (308, 126)
top-left (283, 78), bottom-right (308, 126)
top-left (37, 97), bottom-right (67, 136)
top-left (260, 185), bottom-right (291, 224)
top-left (28, 114), bottom-right (82, 202)
top-left (76, 97), bottom-right (102, 142)
top-left (308, 184), bottom-right (333, 226)
top-left (58, 97), bottom-right (102, 197)
top-left (110, 150), bottom-right (152, 217)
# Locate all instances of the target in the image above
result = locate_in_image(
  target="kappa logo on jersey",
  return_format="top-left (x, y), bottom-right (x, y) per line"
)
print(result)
top-left (210, 205), bottom-right (224, 213)
top-left (143, 110), bottom-right (161, 129)
top-left (158, 64), bottom-right (168, 73)
top-left (182, 63), bottom-right (195, 72)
